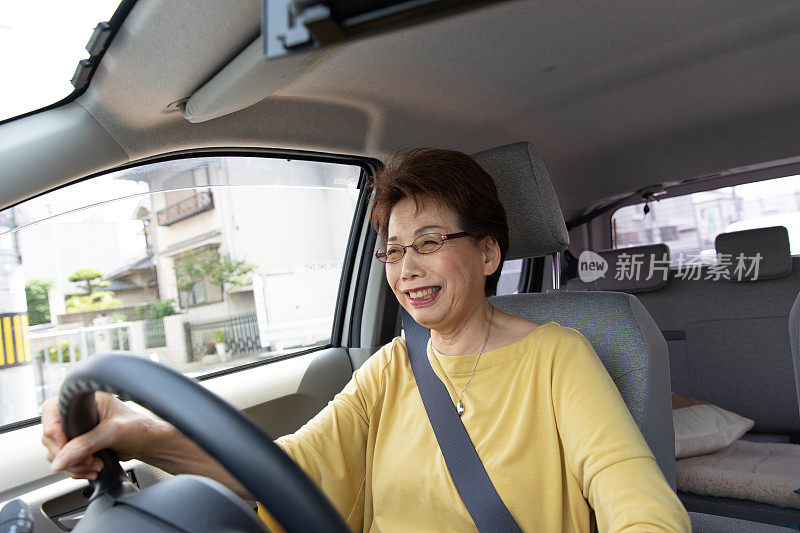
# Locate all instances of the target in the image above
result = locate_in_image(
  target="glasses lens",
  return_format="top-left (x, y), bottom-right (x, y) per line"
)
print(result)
top-left (414, 233), bottom-right (444, 254)
top-left (382, 245), bottom-right (405, 263)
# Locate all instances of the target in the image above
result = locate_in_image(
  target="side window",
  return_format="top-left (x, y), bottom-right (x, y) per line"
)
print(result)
top-left (611, 174), bottom-right (800, 265)
top-left (495, 258), bottom-right (524, 295)
top-left (0, 155), bottom-right (362, 429)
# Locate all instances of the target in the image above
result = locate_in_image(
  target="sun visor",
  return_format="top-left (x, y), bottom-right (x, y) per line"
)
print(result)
top-left (185, 0), bottom-right (509, 123)
top-left (181, 38), bottom-right (336, 123)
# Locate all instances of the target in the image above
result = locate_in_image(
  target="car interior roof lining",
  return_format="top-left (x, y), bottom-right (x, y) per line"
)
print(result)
top-left (5, 0), bottom-right (800, 220)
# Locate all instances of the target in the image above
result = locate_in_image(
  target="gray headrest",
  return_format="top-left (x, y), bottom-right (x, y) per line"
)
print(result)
top-left (472, 142), bottom-right (569, 259)
top-left (714, 226), bottom-right (792, 281)
top-left (595, 244), bottom-right (671, 293)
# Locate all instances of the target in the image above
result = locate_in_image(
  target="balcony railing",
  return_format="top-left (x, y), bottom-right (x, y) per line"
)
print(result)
top-left (156, 191), bottom-right (213, 226)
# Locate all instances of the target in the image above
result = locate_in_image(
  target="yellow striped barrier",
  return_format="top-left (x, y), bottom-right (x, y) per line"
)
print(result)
top-left (0, 313), bottom-right (30, 368)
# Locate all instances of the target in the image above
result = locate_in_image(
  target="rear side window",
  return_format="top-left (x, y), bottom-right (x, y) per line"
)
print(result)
top-left (0, 155), bottom-right (362, 429)
top-left (612, 174), bottom-right (800, 265)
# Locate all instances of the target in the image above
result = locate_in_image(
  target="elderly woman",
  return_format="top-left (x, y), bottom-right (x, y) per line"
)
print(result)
top-left (42, 149), bottom-right (690, 532)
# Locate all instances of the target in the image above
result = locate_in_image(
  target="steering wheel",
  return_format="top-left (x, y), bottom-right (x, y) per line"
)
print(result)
top-left (58, 352), bottom-right (349, 533)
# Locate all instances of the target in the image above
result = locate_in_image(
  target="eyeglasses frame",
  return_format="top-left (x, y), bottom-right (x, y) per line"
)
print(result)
top-left (374, 231), bottom-right (471, 263)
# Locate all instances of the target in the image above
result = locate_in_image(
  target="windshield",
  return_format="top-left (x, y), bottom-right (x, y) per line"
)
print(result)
top-left (0, 1), bottom-right (121, 122)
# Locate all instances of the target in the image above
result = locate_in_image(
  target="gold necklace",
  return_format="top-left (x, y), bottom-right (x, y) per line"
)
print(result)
top-left (431, 306), bottom-right (495, 417)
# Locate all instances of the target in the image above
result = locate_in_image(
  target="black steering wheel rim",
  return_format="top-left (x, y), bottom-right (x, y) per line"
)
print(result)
top-left (58, 351), bottom-right (349, 533)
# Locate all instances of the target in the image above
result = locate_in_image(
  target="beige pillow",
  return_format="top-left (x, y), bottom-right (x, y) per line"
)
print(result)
top-left (672, 393), bottom-right (755, 459)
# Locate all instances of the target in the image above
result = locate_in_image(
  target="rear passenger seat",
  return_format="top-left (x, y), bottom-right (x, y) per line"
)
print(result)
top-left (568, 226), bottom-right (800, 525)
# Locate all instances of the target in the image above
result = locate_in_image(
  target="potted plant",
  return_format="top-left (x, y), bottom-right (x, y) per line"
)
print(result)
top-left (212, 330), bottom-right (227, 360)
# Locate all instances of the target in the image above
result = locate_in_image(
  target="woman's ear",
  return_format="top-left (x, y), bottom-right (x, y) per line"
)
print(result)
top-left (481, 236), bottom-right (502, 276)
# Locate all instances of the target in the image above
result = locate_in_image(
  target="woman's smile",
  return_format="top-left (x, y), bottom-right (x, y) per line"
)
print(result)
top-left (405, 285), bottom-right (442, 306)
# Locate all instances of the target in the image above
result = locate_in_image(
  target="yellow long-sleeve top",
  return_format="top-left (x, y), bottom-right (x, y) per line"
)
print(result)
top-left (259, 322), bottom-right (690, 532)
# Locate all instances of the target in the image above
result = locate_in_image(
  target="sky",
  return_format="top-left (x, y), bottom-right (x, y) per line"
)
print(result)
top-left (731, 175), bottom-right (800, 200)
top-left (15, 175), bottom-right (151, 263)
top-left (0, 1), bottom-right (120, 121)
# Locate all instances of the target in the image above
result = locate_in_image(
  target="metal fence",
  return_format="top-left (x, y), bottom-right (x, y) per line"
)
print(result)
top-left (144, 318), bottom-right (167, 348)
top-left (29, 322), bottom-right (131, 364)
top-left (184, 312), bottom-right (262, 362)
top-left (28, 322), bottom-right (133, 403)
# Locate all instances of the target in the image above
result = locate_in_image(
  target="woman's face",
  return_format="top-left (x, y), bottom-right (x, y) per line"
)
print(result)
top-left (384, 197), bottom-right (500, 332)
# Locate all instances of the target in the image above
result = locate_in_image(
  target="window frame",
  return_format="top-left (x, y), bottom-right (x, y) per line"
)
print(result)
top-left (173, 244), bottom-right (224, 309)
top-left (0, 147), bottom-right (379, 434)
top-left (178, 278), bottom-right (225, 309)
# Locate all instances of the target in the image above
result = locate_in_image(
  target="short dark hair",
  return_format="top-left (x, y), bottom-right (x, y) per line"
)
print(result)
top-left (369, 148), bottom-right (509, 296)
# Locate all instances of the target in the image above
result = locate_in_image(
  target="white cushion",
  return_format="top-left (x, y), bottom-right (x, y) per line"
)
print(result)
top-left (673, 394), bottom-right (755, 459)
top-left (677, 439), bottom-right (800, 509)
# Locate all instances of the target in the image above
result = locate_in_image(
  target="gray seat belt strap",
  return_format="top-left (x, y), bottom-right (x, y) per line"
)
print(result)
top-left (401, 308), bottom-right (522, 533)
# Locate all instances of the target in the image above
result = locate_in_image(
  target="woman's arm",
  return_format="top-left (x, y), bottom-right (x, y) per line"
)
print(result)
top-left (550, 331), bottom-right (691, 532)
top-left (41, 393), bottom-right (253, 498)
top-left (140, 418), bottom-right (253, 499)
top-left (259, 343), bottom-right (393, 529)
top-left (43, 342), bottom-right (391, 528)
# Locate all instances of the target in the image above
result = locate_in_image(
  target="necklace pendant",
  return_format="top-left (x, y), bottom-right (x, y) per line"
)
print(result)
top-left (456, 401), bottom-right (465, 417)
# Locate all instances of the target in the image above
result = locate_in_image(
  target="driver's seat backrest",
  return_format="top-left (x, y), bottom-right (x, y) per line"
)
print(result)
top-left (489, 291), bottom-right (675, 486)
top-left (473, 142), bottom-right (676, 488)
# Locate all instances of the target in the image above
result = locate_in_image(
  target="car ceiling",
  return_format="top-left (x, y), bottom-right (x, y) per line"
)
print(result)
top-left (23, 0), bottom-right (800, 219)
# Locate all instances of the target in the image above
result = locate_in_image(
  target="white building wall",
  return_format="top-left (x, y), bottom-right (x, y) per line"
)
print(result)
top-left (145, 159), bottom-right (360, 332)
top-left (225, 186), bottom-right (357, 273)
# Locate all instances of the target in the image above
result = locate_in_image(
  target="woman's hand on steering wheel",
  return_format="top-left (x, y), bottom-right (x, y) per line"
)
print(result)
top-left (41, 392), bottom-right (161, 480)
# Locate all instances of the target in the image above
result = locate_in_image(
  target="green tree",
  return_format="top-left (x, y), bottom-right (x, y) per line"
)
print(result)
top-left (65, 291), bottom-right (121, 312)
top-left (174, 250), bottom-right (206, 292)
top-left (174, 250), bottom-right (256, 291)
top-left (65, 267), bottom-right (119, 312)
top-left (136, 298), bottom-right (179, 320)
top-left (68, 267), bottom-right (110, 295)
top-left (25, 279), bottom-right (53, 326)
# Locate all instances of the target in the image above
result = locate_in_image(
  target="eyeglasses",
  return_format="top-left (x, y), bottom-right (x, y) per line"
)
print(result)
top-left (375, 232), bottom-right (471, 263)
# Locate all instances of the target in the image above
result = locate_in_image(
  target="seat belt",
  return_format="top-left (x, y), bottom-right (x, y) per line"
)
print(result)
top-left (401, 308), bottom-right (522, 533)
